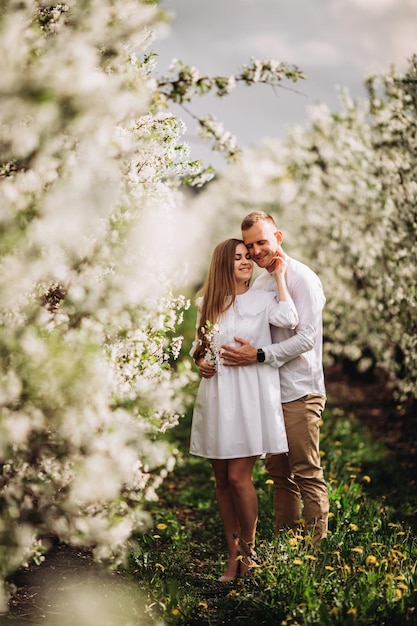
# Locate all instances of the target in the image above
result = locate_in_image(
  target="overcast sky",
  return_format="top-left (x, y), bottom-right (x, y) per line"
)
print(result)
top-left (152, 0), bottom-right (417, 169)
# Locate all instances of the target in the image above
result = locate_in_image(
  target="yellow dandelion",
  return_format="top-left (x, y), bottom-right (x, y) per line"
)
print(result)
top-left (397, 583), bottom-right (408, 591)
top-left (293, 558), bottom-right (303, 565)
top-left (305, 555), bottom-right (317, 561)
top-left (388, 522), bottom-right (399, 528)
top-left (362, 475), bottom-right (371, 483)
top-left (328, 512), bottom-right (335, 518)
top-left (395, 575), bottom-right (406, 581)
top-left (155, 563), bottom-right (165, 572)
top-left (335, 441), bottom-right (342, 447)
top-left (347, 608), bottom-right (357, 615)
top-left (171, 608), bottom-right (180, 616)
top-left (352, 546), bottom-right (363, 554)
top-left (265, 479), bottom-right (274, 485)
top-left (289, 538), bottom-right (298, 547)
top-left (349, 474), bottom-right (357, 479)
top-left (319, 450), bottom-right (325, 457)
top-left (343, 484), bottom-right (349, 493)
top-left (349, 523), bottom-right (358, 531)
top-left (385, 573), bottom-right (394, 580)
top-left (343, 565), bottom-right (352, 574)
top-left (396, 589), bottom-right (403, 600)
top-left (390, 549), bottom-right (407, 561)
top-left (198, 602), bottom-right (208, 609)
top-left (153, 534), bottom-right (161, 539)
top-left (365, 555), bottom-right (379, 566)
top-left (325, 566), bottom-right (335, 571)
top-left (330, 607), bottom-right (338, 616)
top-left (156, 523), bottom-right (168, 530)
top-left (397, 531), bottom-right (406, 536)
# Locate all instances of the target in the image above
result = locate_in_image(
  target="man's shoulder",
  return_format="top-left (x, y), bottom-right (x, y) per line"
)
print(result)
top-left (287, 256), bottom-right (322, 286)
top-left (252, 256), bottom-right (322, 289)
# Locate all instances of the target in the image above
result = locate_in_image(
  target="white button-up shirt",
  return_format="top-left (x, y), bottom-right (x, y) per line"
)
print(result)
top-left (252, 255), bottom-right (326, 403)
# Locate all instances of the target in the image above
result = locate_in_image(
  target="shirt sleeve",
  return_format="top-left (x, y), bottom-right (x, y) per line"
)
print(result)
top-left (263, 273), bottom-right (325, 368)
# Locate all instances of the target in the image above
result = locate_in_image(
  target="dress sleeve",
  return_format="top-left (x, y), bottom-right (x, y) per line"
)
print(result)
top-left (267, 293), bottom-right (298, 329)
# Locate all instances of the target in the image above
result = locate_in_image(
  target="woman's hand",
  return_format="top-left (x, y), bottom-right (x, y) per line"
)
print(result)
top-left (196, 358), bottom-right (216, 379)
top-left (272, 249), bottom-right (288, 277)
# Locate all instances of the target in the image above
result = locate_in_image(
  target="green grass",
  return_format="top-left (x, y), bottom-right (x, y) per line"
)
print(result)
top-left (127, 398), bottom-right (417, 626)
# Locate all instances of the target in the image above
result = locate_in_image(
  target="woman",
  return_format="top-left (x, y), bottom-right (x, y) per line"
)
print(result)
top-left (190, 238), bottom-right (298, 581)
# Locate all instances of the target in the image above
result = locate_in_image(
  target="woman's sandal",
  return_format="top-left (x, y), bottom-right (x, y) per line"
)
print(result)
top-left (218, 536), bottom-right (258, 582)
top-left (218, 559), bottom-right (241, 583)
top-left (234, 535), bottom-right (258, 577)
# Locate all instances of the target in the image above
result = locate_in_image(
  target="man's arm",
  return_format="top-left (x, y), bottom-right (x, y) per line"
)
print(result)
top-left (220, 323), bottom-right (317, 367)
top-left (263, 323), bottom-right (317, 368)
top-left (222, 268), bottom-right (324, 368)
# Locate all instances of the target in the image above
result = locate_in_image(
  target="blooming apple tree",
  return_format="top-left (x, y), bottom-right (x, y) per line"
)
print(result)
top-left (280, 57), bottom-right (417, 400)
top-left (0, 0), bottom-right (192, 605)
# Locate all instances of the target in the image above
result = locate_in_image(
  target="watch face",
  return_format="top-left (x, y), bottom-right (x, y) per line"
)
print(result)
top-left (257, 349), bottom-right (265, 362)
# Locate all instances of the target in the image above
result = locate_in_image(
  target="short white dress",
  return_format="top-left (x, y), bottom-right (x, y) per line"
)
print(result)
top-left (190, 289), bottom-right (298, 459)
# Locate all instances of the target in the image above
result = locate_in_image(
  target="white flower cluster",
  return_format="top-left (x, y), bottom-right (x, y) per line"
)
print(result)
top-left (198, 116), bottom-right (240, 160)
top-left (199, 321), bottom-right (222, 370)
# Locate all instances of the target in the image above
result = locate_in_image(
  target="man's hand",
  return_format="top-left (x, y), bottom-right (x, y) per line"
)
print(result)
top-left (196, 358), bottom-right (216, 379)
top-left (221, 337), bottom-right (257, 366)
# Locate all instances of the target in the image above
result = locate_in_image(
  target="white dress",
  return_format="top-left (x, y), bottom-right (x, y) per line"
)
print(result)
top-left (190, 289), bottom-right (298, 459)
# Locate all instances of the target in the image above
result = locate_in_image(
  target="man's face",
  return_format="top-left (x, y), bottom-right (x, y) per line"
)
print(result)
top-left (242, 221), bottom-right (282, 271)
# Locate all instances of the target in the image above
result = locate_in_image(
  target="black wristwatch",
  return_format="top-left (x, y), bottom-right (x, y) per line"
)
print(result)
top-left (257, 348), bottom-right (265, 363)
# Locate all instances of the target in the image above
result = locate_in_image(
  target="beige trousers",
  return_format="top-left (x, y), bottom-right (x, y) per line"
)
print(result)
top-left (265, 394), bottom-right (329, 545)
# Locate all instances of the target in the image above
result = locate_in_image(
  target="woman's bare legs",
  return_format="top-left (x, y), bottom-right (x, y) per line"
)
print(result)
top-left (211, 456), bottom-right (258, 579)
top-left (211, 459), bottom-right (240, 579)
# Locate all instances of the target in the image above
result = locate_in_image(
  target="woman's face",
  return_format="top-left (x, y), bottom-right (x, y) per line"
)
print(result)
top-left (233, 242), bottom-right (253, 285)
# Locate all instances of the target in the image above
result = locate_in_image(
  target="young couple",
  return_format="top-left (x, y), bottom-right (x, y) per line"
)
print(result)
top-left (190, 211), bottom-right (329, 582)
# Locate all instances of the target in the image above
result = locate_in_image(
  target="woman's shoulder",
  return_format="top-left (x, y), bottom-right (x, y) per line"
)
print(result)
top-left (195, 295), bottom-right (204, 309)
top-left (235, 289), bottom-right (275, 316)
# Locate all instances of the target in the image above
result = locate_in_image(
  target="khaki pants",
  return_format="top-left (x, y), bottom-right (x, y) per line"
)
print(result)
top-left (265, 394), bottom-right (329, 545)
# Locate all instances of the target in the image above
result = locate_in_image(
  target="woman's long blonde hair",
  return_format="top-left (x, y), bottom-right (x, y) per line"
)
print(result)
top-left (193, 238), bottom-right (247, 361)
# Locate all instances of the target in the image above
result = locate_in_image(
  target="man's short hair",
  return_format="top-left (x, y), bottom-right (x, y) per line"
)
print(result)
top-left (241, 211), bottom-right (278, 231)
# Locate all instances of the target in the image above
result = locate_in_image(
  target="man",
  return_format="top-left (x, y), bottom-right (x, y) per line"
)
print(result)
top-left (220, 211), bottom-right (329, 545)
